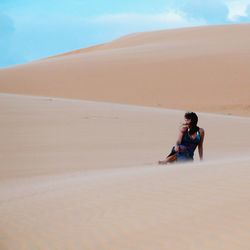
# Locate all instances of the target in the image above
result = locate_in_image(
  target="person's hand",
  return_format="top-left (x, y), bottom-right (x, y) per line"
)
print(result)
top-left (179, 123), bottom-right (188, 133)
top-left (174, 145), bottom-right (180, 152)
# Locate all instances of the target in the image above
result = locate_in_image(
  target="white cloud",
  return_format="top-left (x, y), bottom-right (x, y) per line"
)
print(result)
top-left (225, 0), bottom-right (250, 20)
top-left (91, 10), bottom-right (206, 29)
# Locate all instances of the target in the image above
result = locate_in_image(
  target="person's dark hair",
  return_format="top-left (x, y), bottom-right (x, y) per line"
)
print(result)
top-left (184, 112), bottom-right (199, 135)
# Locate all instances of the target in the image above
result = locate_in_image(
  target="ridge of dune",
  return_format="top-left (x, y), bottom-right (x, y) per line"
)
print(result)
top-left (0, 24), bottom-right (250, 116)
top-left (47, 23), bottom-right (250, 58)
top-left (45, 43), bottom-right (107, 59)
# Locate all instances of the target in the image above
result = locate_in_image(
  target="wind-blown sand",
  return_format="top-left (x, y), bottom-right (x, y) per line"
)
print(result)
top-left (1, 24), bottom-right (250, 250)
top-left (1, 94), bottom-right (250, 250)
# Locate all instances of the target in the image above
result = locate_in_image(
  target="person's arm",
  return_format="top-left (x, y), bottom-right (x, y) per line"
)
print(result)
top-left (174, 131), bottom-right (184, 152)
top-left (174, 124), bottom-right (188, 152)
top-left (198, 128), bottom-right (205, 160)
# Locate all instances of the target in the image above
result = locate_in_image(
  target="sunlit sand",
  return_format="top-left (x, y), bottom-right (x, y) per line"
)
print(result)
top-left (0, 24), bottom-right (250, 249)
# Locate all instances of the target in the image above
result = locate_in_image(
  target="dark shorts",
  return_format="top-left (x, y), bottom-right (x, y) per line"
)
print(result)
top-left (176, 152), bottom-right (193, 162)
top-left (168, 146), bottom-right (194, 162)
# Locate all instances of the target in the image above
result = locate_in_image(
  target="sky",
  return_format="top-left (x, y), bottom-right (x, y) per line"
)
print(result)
top-left (1, 0), bottom-right (250, 68)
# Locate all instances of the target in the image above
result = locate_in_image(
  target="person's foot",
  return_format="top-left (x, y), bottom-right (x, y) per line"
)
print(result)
top-left (158, 160), bottom-right (167, 165)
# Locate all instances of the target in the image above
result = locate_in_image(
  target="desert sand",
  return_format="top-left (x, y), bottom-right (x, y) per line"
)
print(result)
top-left (1, 24), bottom-right (250, 250)
top-left (0, 24), bottom-right (250, 116)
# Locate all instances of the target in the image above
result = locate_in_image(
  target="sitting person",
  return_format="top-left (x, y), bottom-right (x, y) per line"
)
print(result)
top-left (158, 112), bottom-right (205, 164)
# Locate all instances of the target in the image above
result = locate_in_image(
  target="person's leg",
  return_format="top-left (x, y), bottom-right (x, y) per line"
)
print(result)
top-left (158, 146), bottom-right (177, 164)
top-left (158, 153), bottom-right (177, 164)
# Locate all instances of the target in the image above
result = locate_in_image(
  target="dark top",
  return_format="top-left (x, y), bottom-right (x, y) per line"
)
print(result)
top-left (176, 129), bottom-right (201, 161)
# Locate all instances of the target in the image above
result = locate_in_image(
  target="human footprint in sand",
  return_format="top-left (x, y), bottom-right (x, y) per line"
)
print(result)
top-left (158, 112), bottom-right (205, 164)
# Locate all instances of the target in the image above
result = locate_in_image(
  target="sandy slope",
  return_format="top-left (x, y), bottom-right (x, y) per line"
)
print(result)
top-left (1, 94), bottom-right (250, 250)
top-left (1, 93), bottom-right (250, 180)
top-left (1, 23), bottom-right (250, 250)
top-left (0, 24), bottom-right (250, 116)
top-left (1, 160), bottom-right (250, 250)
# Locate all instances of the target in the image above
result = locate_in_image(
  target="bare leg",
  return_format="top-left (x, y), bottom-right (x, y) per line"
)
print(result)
top-left (158, 154), bottom-right (177, 165)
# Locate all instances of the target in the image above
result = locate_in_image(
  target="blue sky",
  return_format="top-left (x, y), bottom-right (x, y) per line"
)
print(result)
top-left (1, 0), bottom-right (250, 68)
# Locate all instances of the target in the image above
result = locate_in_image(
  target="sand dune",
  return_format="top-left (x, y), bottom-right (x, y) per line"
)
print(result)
top-left (1, 94), bottom-right (250, 249)
top-left (0, 24), bottom-right (250, 116)
top-left (1, 24), bottom-right (250, 250)
top-left (1, 93), bottom-right (250, 180)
